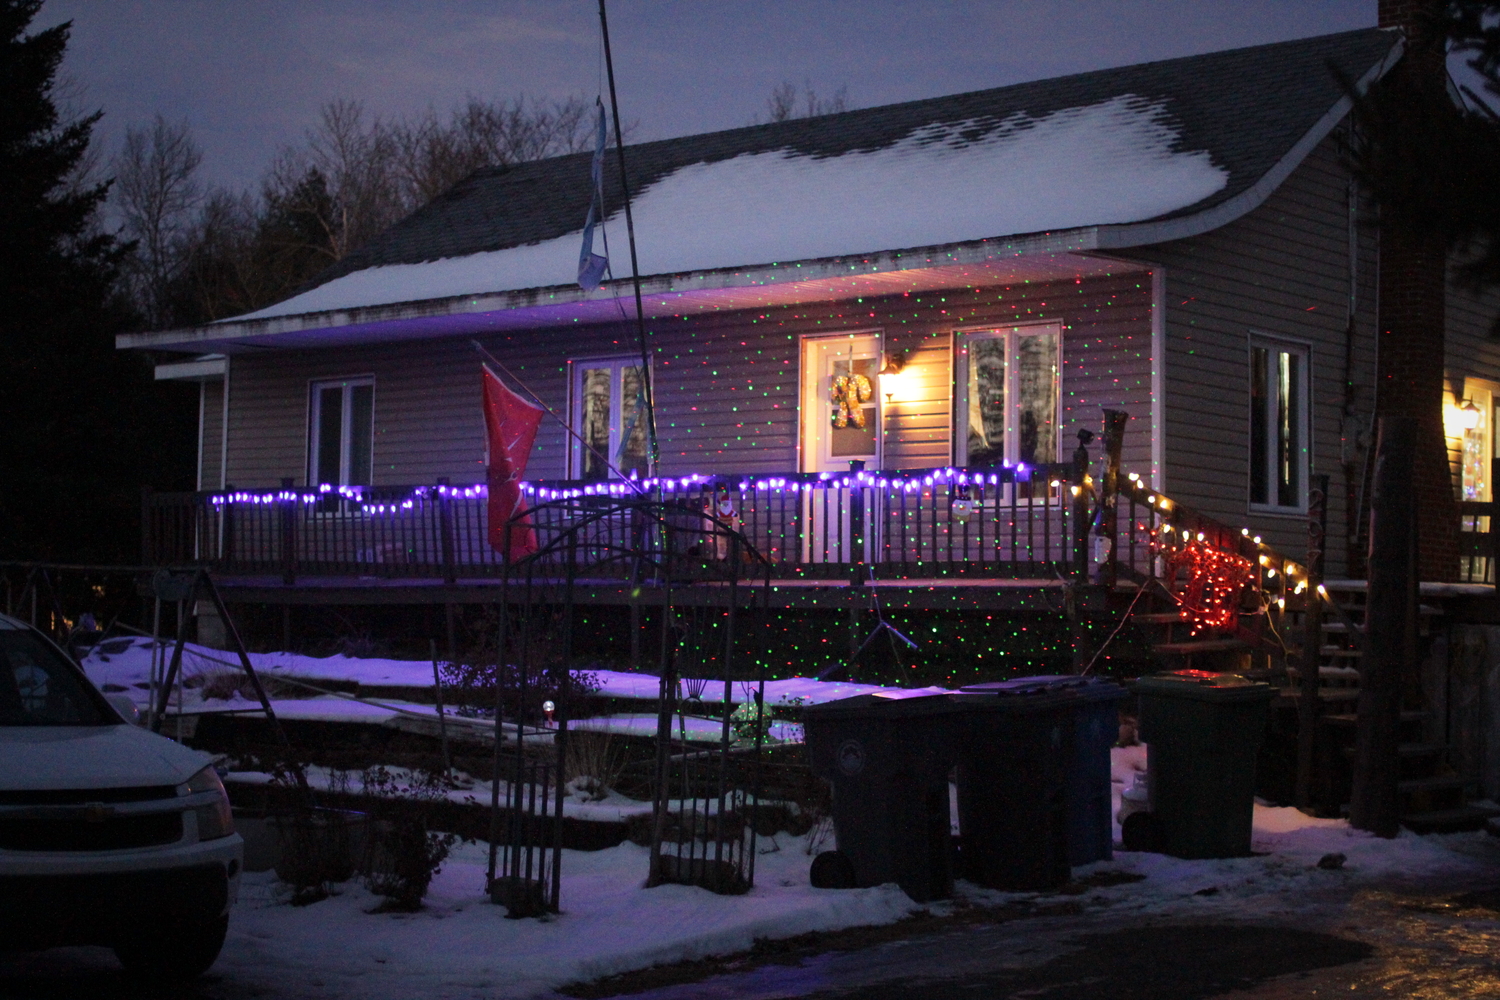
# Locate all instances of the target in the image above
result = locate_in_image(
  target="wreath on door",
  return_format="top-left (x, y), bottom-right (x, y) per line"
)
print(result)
top-left (830, 374), bottom-right (873, 429)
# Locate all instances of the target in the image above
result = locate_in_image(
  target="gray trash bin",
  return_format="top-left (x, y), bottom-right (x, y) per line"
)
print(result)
top-left (803, 693), bottom-right (965, 902)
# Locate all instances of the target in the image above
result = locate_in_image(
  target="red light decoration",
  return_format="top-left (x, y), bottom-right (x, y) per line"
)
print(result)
top-left (1151, 529), bottom-right (1256, 635)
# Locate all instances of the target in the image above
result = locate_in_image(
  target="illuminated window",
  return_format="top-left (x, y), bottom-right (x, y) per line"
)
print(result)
top-left (308, 377), bottom-right (374, 486)
top-left (954, 324), bottom-right (1060, 467)
top-left (571, 357), bottom-right (648, 481)
top-left (1249, 338), bottom-right (1309, 511)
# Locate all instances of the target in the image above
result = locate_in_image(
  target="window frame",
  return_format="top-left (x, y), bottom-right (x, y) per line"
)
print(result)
top-left (568, 355), bottom-right (652, 481)
top-left (952, 322), bottom-right (1063, 469)
top-left (307, 376), bottom-right (376, 488)
top-left (1247, 334), bottom-right (1311, 515)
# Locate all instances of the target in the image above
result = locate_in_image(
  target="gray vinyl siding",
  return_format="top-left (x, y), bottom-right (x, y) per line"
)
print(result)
top-left (200, 379), bottom-right (224, 490)
top-left (221, 273), bottom-right (1154, 489)
top-left (1114, 133), bottom-right (1378, 574)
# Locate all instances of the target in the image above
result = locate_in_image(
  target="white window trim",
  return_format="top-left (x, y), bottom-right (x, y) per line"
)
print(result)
top-left (1247, 334), bottom-right (1311, 516)
top-left (952, 322), bottom-right (1064, 467)
top-left (568, 355), bottom-right (652, 480)
top-left (307, 376), bottom-right (375, 487)
top-left (798, 330), bottom-right (885, 473)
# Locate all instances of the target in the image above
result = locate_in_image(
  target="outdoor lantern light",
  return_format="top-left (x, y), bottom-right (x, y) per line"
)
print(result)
top-left (1461, 400), bottom-right (1483, 430)
top-left (879, 353), bottom-right (906, 402)
top-left (542, 700), bottom-right (556, 725)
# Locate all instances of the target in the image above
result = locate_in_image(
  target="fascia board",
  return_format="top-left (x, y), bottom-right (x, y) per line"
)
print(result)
top-left (114, 227), bottom-right (1101, 352)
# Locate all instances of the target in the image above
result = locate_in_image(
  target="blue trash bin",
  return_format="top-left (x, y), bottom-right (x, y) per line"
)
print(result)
top-left (958, 675), bottom-right (1127, 875)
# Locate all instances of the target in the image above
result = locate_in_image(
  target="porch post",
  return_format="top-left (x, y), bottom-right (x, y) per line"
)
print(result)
top-left (1296, 473), bottom-right (1329, 812)
top-left (140, 486), bottom-right (155, 567)
top-left (1096, 410), bottom-right (1129, 588)
top-left (1070, 431), bottom-right (1092, 583)
top-left (849, 460), bottom-right (866, 586)
top-left (1351, 417), bottom-right (1417, 837)
top-left (279, 477), bottom-right (297, 586)
top-left (437, 476), bottom-right (457, 585)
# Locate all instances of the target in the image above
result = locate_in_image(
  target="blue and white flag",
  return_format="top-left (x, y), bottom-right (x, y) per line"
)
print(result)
top-left (577, 99), bottom-right (609, 291)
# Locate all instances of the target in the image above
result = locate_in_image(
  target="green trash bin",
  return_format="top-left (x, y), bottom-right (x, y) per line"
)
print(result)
top-left (1135, 669), bottom-right (1276, 859)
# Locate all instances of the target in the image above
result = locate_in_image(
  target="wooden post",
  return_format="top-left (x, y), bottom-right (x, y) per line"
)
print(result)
top-left (279, 477), bottom-right (297, 586)
top-left (1295, 473), bottom-right (1329, 811)
top-left (221, 483), bottom-right (236, 567)
top-left (140, 486), bottom-right (155, 566)
top-left (1071, 429), bottom-right (1093, 583)
top-left (1096, 410), bottom-right (1128, 588)
top-left (848, 460), bottom-right (866, 586)
top-left (1350, 418), bottom-right (1417, 837)
top-left (437, 476), bottom-right (457, 585)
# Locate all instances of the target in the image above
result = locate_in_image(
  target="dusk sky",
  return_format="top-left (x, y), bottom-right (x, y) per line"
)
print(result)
top-left (43, 0), bottom-right (1376, 194)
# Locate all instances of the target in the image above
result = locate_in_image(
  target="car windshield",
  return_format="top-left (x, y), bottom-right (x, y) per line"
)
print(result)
top-left (0, 628), bottom-right (107, 726)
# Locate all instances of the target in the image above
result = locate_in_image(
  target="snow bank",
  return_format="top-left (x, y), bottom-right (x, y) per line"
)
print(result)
top-left (81, 638), bottom-right (949, 716)
top-left (238, 94), bottom-right (1227, 320)
top-left (219, 836), bottom-right (917, 1000)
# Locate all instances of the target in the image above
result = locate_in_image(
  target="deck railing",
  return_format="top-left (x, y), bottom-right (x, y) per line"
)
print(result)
top-left (142, 460), bottom-right (1096, 584)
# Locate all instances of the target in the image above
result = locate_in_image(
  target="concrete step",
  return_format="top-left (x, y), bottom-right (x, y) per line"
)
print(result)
top-left (1321, 710), bottom-right (1427, 727)
top-left (1152, 638), bottom-right (1250, 655)
top-left (1401, 804), bottom-right (1500, 835)
top-left (1398, 774), bottom-right (1469, 796)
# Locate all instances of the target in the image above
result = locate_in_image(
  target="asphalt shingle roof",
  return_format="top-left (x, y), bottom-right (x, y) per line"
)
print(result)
top-left (315, 28), bottom-right (1397, 289)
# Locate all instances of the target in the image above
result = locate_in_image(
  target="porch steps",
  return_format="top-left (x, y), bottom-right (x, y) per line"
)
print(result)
top-left (1399, 805), bottom-right (1500, 834)
top-left (1151, 637), bottom-right (1249, 656)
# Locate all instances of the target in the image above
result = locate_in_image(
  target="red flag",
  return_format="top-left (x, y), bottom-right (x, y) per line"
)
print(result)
top-left (482, 366), bottom-right (544, 561)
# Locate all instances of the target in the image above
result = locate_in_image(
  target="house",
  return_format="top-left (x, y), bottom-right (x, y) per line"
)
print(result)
top-left (122, 21), bottom-right (1500, 818)
top-left (127, 26), bottom-right (1498, 586)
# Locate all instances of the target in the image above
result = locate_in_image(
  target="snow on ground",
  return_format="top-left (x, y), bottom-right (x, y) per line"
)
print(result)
top-left (215, 799), bottom-right (1500, 1000)
top-left (79, 637), bottom-right (944, 731)
top-left (220, 835), bottom-right (917, 1000)
top-left (237, 94), bottom-right (1227, 321)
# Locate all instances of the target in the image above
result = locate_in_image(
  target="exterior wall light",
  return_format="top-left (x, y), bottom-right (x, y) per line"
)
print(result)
top-left (879, 354), bottom-right (906, 403)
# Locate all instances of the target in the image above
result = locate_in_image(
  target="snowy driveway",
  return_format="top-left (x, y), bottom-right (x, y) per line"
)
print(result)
top-left (4, 823), bottom-right (1498, 1000)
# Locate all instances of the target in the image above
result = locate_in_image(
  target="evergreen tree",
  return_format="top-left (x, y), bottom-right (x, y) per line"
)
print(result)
top-left (0, 0), bottom-right (195, 562)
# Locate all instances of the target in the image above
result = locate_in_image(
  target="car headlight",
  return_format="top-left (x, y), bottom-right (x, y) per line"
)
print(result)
top-left (180, 765), bottom-right (235, 841)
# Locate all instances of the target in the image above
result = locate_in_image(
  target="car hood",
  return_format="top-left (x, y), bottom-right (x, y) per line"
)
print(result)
top-left (0, 724), bottom-right (211, 791)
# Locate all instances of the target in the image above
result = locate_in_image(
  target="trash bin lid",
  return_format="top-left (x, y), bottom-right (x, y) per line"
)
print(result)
top-left (802, 691), bottom-right (967, 719)
top-left (1133, 669), bottom-right (1274, 701)
top-left (960, 675), bottom-right (1126, 702)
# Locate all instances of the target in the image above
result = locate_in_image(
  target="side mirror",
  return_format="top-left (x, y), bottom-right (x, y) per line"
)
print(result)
top-left (105, 693), bottom-right (143, 726)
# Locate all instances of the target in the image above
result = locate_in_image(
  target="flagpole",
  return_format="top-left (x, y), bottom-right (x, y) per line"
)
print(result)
top-left (597, 0), bottom-right (660, 481)
top-left (471, 342), bottom-right (647, 495)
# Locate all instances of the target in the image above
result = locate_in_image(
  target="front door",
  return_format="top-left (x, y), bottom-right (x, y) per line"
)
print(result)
top-left (801, 334), bottom-right (881, 564)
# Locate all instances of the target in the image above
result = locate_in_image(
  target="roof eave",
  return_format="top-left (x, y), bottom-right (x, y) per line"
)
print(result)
top-left (115, 226), bottom-right (1103, 352)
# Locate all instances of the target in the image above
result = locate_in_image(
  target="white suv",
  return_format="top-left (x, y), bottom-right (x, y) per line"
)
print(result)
top-left (0, 613), bottom-right (242, 981)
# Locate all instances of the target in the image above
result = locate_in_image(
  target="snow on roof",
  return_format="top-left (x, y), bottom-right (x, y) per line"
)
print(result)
top-left (237, 94), bottom-right (1225, 321)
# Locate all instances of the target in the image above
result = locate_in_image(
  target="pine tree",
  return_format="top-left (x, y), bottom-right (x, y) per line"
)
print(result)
top-left (0, 0), bottom-right (195, 561)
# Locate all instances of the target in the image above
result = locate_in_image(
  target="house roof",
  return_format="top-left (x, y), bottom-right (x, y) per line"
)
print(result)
top-left (122, 27), bottom-right (1400, 354)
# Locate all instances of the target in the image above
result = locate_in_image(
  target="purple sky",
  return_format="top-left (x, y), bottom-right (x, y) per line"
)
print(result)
top-left (44, 0), bottom-right (1375, 194)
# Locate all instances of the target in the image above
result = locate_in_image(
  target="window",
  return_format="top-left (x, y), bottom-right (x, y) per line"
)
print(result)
top-left (309, 378), bottom-right (374, 486)
top-left (1249, 338), bottom-right (1309, 510)
top-left (571, 357), bottom-right (648, 480)
top-left (954, 324), bottom-right (1061, 467)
